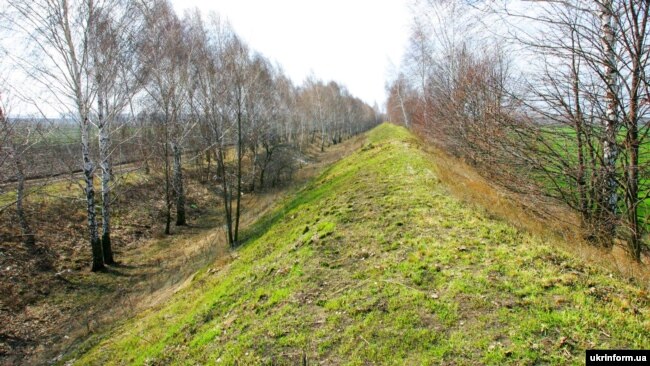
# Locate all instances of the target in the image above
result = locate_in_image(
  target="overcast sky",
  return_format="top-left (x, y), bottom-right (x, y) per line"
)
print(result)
top-left (171, 0), bottom-right (412, 107)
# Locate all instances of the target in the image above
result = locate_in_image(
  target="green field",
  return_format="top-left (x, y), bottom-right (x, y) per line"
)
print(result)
top-left (538, 126), bottom-right (650, 232)
top-left (68, 124), bottom-right (649, 365)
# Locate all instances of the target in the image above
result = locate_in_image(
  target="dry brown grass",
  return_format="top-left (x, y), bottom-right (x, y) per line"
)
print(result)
top-left (426, 145), bottom-right (650, 289)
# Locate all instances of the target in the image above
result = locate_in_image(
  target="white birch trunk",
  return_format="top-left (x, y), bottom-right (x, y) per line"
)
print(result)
top-left (82, 115), bottom-right (104, 271)
top-left (599, 0), bottom-right (620, 241)
top-left (97, 86), bottom-right (114, 264)
top-left (396, 81), bottom-right (410, 128)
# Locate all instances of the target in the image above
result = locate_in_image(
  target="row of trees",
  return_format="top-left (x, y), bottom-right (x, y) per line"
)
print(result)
top-left (1, 0), bottom-right (378, 271)
top-left (387, 0), bottom-right (649, 261)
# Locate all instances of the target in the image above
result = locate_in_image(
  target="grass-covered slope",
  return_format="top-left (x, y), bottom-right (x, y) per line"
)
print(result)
top-left (73, 124), bottom-right (649, 365)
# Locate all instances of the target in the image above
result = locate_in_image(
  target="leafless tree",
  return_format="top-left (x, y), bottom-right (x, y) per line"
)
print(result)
top-left (186, 12), bottom-right (241, 246)
top-left (6, 0), bottom-right (113, 270)
top-left (91, 0), bottom-right (146, 263)
top-left (393, 0), bottom-right (650, 260)
top-left (0, 95), bottom-right (36, 250)
top-left (139, 0), bottom-right (194, 233)
top-left (5, 0), bottom-right (150, 269)
top-left (493, 0), bottom-right (649, 256)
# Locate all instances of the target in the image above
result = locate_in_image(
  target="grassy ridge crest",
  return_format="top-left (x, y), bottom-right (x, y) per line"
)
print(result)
top-left (73, 123), bottom-right (649, 365)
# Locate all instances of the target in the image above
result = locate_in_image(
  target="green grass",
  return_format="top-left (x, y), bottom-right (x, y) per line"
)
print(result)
top-left (69, 123), bottom-right (649, 365)
top-left (538, 126), bottom-right (650, 231)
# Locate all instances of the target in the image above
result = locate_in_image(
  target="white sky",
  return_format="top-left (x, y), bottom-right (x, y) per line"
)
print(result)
top-left (172, 0), bottom-right (411, 108)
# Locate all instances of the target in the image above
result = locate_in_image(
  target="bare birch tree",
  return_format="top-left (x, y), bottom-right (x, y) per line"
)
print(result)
top-left (91, 0), bottom-right (146, 263)
top-left (394, 0), bottom-right (649, 260)
top-left (139, 0), bottom-right (193, 232)
top-left (7, 0), bottom-right (110, 270)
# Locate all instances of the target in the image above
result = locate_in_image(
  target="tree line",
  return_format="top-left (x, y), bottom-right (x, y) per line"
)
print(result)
top-left (0, 0), bottom-right (379, 271)
top-left (387, 0), bottom-right (649, 261)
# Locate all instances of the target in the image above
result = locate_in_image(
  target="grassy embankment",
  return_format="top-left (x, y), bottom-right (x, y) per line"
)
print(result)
top-left (0, 133), bottom-right (362, 364)
top-left (71, 123), bottom-right (649, 365)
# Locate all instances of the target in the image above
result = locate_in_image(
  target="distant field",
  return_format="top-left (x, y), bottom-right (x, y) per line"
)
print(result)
top-left (0, 123), bottom-right (145, 182)
top-left (537, 126), bottom-right (650, 231)
top-left (69, 124), bottom-right (649, 365)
